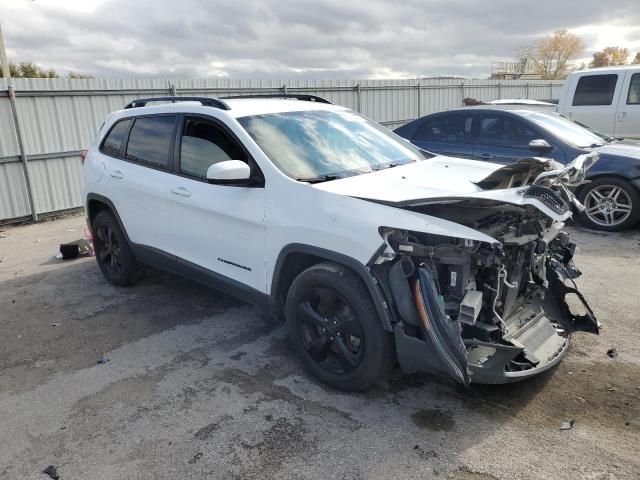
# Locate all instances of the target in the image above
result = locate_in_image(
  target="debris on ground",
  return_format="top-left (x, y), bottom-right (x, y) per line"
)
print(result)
top-left (97, 355), bottom-right (110, 364)
top-left (606, 348), bottom-right (618, 358)
top-left (42, 465), bottom-right (59, 479)
top-left (52, 323), bottom-right (59, 327)
top-left (560, 420), bottom-right (575, 430)
top-left (58, 239), bottom-right (93, 260)
top-left (188, 452), bottom-right (203, 464)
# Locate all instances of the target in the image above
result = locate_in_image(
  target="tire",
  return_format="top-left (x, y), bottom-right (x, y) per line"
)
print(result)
top-left (92, 210), bottom-right (143, 286)
top-left (285, 262), bottom-right (395, 391)
top-left (577, 177), bottom-right (640, 231)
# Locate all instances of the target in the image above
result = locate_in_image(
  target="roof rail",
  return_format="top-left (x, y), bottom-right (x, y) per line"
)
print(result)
top-left (221, 94), bottom-right (332, 104)
top-left (124, 96), bottom-right (231, 110)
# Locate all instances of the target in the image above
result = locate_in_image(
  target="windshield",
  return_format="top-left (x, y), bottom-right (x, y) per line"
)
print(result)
top-left (565, 117), bottom-right (613, 141)
top-left (237, 109), bottom-right (427, 181)
top-left (522, 111), bottom-right (606, 148)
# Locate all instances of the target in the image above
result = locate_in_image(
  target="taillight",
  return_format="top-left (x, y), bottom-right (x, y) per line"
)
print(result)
top-left (80, 149), bottom-right (88, 164)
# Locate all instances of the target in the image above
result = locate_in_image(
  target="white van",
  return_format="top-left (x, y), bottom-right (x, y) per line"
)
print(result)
top-left (557, 66), bottom-right (640, 139)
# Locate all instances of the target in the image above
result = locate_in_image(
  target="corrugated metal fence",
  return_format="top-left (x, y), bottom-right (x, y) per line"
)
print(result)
top-left (0, 77), bottom-right (564, 222)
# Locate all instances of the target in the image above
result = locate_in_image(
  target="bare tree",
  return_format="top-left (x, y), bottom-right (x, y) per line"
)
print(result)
top-left (589, 47), bottom-right (630, 68)
top-left (633, 52), bottom-right (640, 65)
top-left (525, 29), bottom-right (585, 79)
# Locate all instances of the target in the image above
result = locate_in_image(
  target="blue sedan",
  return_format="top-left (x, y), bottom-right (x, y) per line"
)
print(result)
top-left (394, 108), bottom-right (640, 231)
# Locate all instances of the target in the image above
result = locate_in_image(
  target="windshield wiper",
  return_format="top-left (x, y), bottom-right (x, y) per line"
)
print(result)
top-left (371, 159), bottom-right (415, 171)
top-left (296, 174), bottom-right (343, 184)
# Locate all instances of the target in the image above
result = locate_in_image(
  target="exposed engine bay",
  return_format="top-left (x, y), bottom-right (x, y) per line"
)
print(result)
top-left (371, 154), bottom-right (600, 384)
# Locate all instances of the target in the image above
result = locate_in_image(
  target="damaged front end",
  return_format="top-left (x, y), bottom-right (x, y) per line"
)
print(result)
top-left (372, 154), bottom-right (599, 385)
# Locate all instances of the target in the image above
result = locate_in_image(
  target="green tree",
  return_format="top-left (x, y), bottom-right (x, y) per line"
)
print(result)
top-left (68, 71), bottom-right (94, 79)
top-left (589, 47), bottom-right (629, 68)
top-left (0, 61), bottom-right (59, 78)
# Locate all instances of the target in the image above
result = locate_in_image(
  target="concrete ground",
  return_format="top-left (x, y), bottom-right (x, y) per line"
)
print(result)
top-left (0, 214), bottom-right (638, 480)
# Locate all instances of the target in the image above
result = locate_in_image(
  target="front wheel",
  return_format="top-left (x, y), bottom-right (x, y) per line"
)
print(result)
top-left (285, 262), bottom-right (395, 391)
top-left (578, 177), bottom-right (640, 231)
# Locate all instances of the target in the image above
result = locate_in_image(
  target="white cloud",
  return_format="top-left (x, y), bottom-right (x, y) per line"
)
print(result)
top-left (0, 0), bottom-right (638, 78)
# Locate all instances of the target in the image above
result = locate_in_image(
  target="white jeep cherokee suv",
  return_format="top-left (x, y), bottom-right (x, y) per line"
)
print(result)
top-left (83, 95), bottom-right (599, 390)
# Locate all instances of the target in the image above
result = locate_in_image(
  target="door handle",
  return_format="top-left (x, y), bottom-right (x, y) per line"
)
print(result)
top-left (109, 170), bottom-right (124, 179)
top-left (478, 153), bottom-right (493, 159)
top-left (170, 187), bottom-right (191, 198)
top-left (617, 111), bottom-right (627, 122)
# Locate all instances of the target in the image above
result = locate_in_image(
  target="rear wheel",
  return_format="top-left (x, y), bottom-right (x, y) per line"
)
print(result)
top-left (92, 210), bottom-right (143, 286)
top-left (285, 262), bottom-right (395, 391)
top-left (578, 177), bottom-right (640, 231)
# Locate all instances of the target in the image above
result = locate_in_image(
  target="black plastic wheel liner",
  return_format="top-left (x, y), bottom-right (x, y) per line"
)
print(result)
top-left (415, 268), bottom-right (470, 385)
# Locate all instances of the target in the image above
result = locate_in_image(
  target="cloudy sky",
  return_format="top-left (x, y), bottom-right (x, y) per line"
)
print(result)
top-left (1, 0), bottom-right (639, 79)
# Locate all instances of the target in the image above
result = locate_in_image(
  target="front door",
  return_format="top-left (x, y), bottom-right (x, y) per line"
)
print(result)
top-left (164, 115), bottom-right (267, 293)
top-left (565, 73), bottom-right (622, 136)
top-left (472, 114), bottom-right (539, 164)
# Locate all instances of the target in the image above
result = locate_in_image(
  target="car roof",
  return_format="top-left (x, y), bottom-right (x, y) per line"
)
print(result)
top-left (112, 98), bottom-right (347, 120)
top-left (430, 107), bottom-right (552, 115)
top-left (568, 65), bottom-right (640, 75)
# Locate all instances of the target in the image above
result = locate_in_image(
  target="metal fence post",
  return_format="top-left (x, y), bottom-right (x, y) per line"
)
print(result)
top-left (7, 84), bottom-right (38, 221)
top-left (526, 82), bottom-right (530, 99)
top-left (169, 82), bottom-right (176, 96)
top-left (355, 83), bottom-right (361, 112)
top-left (497, 82), bottom-right (502, 100)
top-left (282, 83), bottom-right (287, 96)
top-left (460, 82), bottom-right (465, 104)
top-left (416, 83), bottom-right (421, 117)
top-left (549, 82), bottom-right (553, 100)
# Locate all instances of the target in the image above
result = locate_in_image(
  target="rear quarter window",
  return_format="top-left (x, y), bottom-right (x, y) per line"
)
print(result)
top-left (100, 119), bottom-right (131, 157)
top-left (572, 74), bottom-right (618, 106)
top-left (125, 116), bottom-right (177, 168)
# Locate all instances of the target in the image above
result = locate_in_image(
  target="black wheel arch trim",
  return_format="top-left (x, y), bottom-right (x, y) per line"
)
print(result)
top-left (270, 243), bottom-right (395, 332)
top-left (86, 193), bottom-right (132, 243)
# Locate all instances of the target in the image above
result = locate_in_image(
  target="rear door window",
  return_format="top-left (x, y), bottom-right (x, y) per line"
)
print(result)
top-left (413, 115), bottom-right (472, 143)
top-left (179, 118), bottom-right (246, 178)
top-left (572, 74), bottom-right (618, 106)
top-left (627, 73), bottom-right (640, 105)
top-left (125, 116), bottom-right (177, 168)
top-left (100, 119), bottom-right (131, 157)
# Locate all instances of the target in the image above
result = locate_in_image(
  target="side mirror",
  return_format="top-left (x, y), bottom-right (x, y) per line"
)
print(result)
top-left (206, 160), bottom-right (251, 185)
top-left (528, 139), bottom-right (553, 156)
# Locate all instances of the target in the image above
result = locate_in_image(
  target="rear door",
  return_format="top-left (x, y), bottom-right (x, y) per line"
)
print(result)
top-left (103, 114), bottom-right (179, 254)
top-left (163, 115), bottom-right (267, 292)
top-left (564, 73), bottom-right (622, 136)
top-left (409, 113), bottom-right (474, 158)
top-left (614, 71), bottom-right (640, 139)
top-left (472, 113), bottom-right (540, 164)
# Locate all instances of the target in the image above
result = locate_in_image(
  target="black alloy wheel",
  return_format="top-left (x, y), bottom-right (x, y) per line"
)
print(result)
top-left (285, 262), bottom-right (395, 391)
top-left (296, 286), bottom-right (364, 375)
top-left (92, 210), bottom-right (143, 286)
